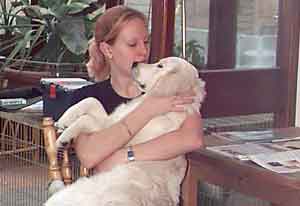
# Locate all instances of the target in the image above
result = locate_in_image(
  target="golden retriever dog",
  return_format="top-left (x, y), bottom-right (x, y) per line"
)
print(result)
top-left (45, 57), bottom-right (206, 206)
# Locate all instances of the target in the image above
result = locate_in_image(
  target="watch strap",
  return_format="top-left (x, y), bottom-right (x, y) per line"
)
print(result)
top-left (127, 145), bottom-right (135, 162)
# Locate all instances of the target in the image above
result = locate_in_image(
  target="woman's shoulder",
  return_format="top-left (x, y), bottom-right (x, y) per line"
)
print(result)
top-left (71, 79), bottom-right (111, 103)
top-left (80, 79), bottom-right (110, 92)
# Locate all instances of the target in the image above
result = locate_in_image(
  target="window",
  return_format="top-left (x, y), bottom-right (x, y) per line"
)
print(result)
top-left (174, 0), bottom-right (279, 69)
top-left (125, 0), bottom-right (299, 127)
top-left (124, 0), bottom-right (152, 30)
top-left (170, 0), bottom-right (299, 127)
top-left (173, 0), bottom-right (209, 68)
top-left (236, 0), bottom-right (278, 68)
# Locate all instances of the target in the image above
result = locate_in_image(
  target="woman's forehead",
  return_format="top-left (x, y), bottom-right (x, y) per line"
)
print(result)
top-left (118, 18), bottom-right (149, 40)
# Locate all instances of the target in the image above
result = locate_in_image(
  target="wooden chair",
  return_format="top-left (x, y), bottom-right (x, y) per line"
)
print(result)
top-left (42, 116), bottom-right (193, 205)
top-left (42, 117), bottom-right (89, 196)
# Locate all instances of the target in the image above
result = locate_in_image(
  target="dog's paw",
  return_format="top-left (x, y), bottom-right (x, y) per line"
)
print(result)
top-left (55, 137), bottom-right (71, 149)
top-left (47, 180), bottom-right (65, 198)
top-left (55, 139), bottom-right (63, 149)
top-left (55, 117), bottom-right (74, 132)
top-left (54, 122), bottom-right (66, 134)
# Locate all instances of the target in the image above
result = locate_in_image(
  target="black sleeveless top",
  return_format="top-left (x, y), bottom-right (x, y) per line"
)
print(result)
top-left (71, 79), bottom-right (133, 114)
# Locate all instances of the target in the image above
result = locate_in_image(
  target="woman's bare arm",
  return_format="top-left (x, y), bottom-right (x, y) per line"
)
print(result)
top-left (74, 95), bottom-right (194, 169)
top-left (94, 113), bottom-right (204, 172)
top-left (131, 113), bottom-right (204, 161)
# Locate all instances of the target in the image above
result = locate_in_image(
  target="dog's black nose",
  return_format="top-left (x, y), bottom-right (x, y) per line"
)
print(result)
top-left (132, 62), bottom-right (138, 69)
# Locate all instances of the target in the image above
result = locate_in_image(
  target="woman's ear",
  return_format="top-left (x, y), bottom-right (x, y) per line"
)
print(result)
top-left (99, 42), bottom-right (113, 59)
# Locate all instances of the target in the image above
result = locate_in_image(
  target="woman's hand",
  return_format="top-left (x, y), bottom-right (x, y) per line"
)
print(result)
top-left (93, 148), bottom-right (126, 173)
top-left (141, 94), bottom-right (195, 118)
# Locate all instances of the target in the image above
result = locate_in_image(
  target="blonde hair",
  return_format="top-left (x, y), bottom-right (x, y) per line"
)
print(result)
top-left (86, 6), bottom-right (147, 81)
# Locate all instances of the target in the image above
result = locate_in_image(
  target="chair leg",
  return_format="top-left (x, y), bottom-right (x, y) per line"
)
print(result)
top-left (80, 165), bottom-right (90, 177)
top-left (62, 148), bottom-right (72, 184)
top-left (43, 117), bottom-right (63, 183)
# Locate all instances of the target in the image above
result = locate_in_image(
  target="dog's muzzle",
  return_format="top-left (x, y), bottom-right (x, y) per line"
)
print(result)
top-left (131, 62), bottom-right (146, 91)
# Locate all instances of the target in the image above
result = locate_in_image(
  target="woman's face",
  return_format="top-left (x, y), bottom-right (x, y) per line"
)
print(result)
top-left (109, 18), bottom-right (150, 77)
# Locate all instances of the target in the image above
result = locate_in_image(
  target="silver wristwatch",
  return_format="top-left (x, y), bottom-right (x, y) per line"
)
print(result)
top-left (127, 146), bottom-right (135, 162)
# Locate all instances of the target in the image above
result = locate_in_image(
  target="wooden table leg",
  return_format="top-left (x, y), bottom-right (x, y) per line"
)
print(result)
top-left (182, 161), bottom-right (198, 206)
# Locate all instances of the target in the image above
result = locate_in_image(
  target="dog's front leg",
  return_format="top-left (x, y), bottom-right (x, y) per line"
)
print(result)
top-left (56, 115), bottom-right (103, 148)
top-left (56, 97), bottom-right (106, 132)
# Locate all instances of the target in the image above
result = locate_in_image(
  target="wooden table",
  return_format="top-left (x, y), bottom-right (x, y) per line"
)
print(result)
top-left (182, 127), bottom-right (300, 206)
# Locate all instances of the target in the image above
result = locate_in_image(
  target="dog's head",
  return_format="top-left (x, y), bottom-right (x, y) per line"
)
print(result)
top-left (132, 57), bottom-right (205, 104)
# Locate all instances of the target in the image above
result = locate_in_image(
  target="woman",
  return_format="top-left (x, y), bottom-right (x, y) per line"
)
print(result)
top-left (71, 5), bottom-right (204, 172)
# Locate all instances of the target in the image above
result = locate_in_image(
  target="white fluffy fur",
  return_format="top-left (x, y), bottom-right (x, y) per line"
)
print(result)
top-left (45, 57), bottom-right (205, 206)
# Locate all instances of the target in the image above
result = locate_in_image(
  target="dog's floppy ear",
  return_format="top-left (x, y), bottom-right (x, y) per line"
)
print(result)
top-left (190, 78), bottom-right (206, 112)
top-left (193, 78), bottom-right (206, 102)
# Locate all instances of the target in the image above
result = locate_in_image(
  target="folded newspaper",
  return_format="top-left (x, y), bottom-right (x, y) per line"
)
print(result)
top-left (207, 142), bottom-right (300, 173)
top-left (211, 130), bottom-right (277, 142)
top-left (248, 149), bottom-right (300, 173)
top-left (207, 142), bottom-right (289, 161)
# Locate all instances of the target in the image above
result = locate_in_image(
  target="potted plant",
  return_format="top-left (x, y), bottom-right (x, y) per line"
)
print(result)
top-left (0, 0), bottom-right (103, 87)
top-left (0, 0), bottom-right (34, 88)
top-left (174, 40), bottom-right (205, 68)
top-left (0, 0), bottom-right (27, 57)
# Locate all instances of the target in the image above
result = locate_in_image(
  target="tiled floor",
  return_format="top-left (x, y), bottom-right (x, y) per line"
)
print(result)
top-left (0, 156), bottom-right (48, 206)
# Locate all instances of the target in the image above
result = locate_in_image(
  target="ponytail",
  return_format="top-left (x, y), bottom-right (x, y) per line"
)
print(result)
top-left (86, 39), bottom-right (110, 82)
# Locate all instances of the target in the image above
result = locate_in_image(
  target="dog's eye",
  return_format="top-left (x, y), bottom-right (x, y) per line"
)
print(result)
top-left (157, 64), bottom-right (163, 68)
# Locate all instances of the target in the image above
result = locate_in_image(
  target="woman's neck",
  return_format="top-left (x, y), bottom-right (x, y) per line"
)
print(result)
top-left (110, 75), bottom-right (141, 98)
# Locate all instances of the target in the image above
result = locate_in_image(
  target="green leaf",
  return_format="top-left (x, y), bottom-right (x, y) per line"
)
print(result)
top-left (40, 8), bottom-right (56, 20)
top-left (2, 0), bottom-right (100, 65)
top-left (86, 8), bottom-right (103, 21)
top-left (19, 0), bottom-right (30, 6)
top-left (23, 5), bottom-right (43, 18)
top-left (53, 3), bottom-right (82, 18)
top-left (6, 30), bottom-right (33, 64)
top-left (71, 0), bottom-right (98, 4)
top-left (57, 17), bottom-right (88, 55)
top-left (67, 2), bottom-right (90, 14)
top-left (22, 25), bottom-right (45, 60)
top-left (15, 15), bottom-right (32, 33)
top-left (40, 0), bottom-right (66, 11)
top-left (34, 32), bottom-right (63, 62)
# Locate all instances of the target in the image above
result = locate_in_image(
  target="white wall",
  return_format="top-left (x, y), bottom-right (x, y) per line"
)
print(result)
top-left (295, 35), bottom-right (300, 126)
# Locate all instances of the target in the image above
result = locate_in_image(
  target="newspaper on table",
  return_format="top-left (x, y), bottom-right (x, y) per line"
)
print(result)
top-left (211, 130), bottom-right (277, 142)
top-left (207, 141), bottom-right (300, 173)
top-left (248, 149), bottom-right (300, 173)
top-left (207, 142), bottom-right (289, 161)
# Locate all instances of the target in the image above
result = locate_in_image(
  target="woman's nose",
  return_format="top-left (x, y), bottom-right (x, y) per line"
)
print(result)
top-left (136, 43), bottom-right (149, 60)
